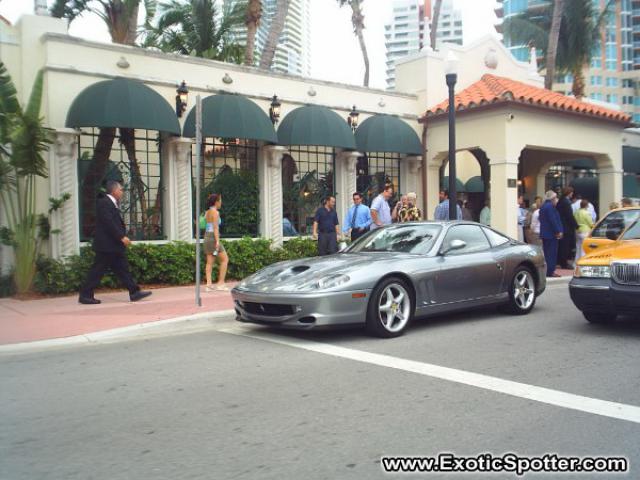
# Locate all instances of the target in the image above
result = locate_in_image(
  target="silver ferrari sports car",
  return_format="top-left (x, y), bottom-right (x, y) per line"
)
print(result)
top-left (232, 221), bottom-right (546, 337)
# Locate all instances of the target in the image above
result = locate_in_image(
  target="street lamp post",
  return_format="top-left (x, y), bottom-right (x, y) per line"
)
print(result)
top-left (445, 51), bottom-right (458, 220)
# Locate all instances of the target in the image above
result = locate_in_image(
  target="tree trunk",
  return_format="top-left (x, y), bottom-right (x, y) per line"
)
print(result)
top-left (544, 0), bottom-right (564, 90)
top-left (119, 128), bottom-right (148, 237)
top-left (107, 0), bottom-right (140, 45)
top-left (259, 0), bottom-right (290, 70)
top-left (572, 65), bottom-right (586, 100)
top-left (351, 1), bottom-right (369, 87)
top-left (244, 0), bottom-right (262, 66)
top-left (81, 127), bottom-right (116, 239)
top-left (429, 0), bottom-right (442, 51)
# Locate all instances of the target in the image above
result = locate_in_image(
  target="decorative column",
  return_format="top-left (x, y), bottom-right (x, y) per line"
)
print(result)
top-left (598, 165), bottom-right (624, 213)
top-left (167, 137), bottom-right (194, 242)
top-left (426, 152), bottom-right (444, 220)
top-left (334, 150), bottom-right (361, 226)
top-left (49, 128), bottom-right (80, 259)
top-left (260, 145), bottom-right (287, 248)
top-left (400, 155), bottom-right (422, 196)
top-left (489, 157), bottom-right (520, 238)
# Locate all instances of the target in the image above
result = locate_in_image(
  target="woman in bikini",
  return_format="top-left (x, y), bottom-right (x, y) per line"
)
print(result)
top-left (204, 193), bottom-right (229, 291)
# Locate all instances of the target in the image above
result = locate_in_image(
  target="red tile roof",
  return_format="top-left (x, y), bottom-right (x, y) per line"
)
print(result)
top-left (422, 74), bottom-right (631, 125)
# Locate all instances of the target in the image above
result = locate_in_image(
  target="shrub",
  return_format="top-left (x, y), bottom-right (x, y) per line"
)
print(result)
top-left (32, 237), bottom-right (319, 295)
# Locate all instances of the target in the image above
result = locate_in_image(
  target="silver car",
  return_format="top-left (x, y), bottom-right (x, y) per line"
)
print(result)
top-left (232, 221), bottom-right (547, 337)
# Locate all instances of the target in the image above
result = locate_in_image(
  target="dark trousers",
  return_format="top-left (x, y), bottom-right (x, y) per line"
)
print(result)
top-left (542, 238), bottom-right (559, 277)
top-left (350, 227), bottom-right (369, 242)
top-left (318, 232), bottom-right (338, 256)
top-left (80, 251), bottom-right (139, 298)
top-left (558, 231), bottom-right (576, 267)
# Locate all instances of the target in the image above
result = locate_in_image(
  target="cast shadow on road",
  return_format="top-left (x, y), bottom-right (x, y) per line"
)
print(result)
top-left (566, 315), bottom-right (640, 339)
top-left (245, 305), bottom-right (508, 345)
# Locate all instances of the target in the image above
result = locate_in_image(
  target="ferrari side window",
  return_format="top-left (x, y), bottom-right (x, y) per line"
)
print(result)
top-left (443, 225), bottom-right (491, 255)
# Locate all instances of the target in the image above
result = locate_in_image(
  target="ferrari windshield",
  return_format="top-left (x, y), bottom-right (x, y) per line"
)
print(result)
top-left (347, 224), bottom-right (442, 254)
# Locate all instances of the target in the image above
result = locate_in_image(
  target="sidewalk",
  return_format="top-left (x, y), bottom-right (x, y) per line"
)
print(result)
top-left (0, 284), bottom-right (236, 346)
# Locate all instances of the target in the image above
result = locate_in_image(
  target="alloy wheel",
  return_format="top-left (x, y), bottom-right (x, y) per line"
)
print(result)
top-left (378, 283), bottom-right (411, 333)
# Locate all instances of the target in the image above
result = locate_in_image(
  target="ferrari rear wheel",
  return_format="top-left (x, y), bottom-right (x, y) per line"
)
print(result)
top-left (366, 277), bottom-right (414, 338)
top-left (503, 266), bottom-right (537, 315)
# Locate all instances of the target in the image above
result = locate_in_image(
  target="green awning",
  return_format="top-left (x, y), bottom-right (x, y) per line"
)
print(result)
top-left (623, 146), bottom-right (640, 174)
top-left (182, 94), bottom-right (277, 143)
top-left (623, 174), bottom-right (640, 197)
top-left (441, 176), bottom-right (465, 192)
top-left (465, 175), bottom-right (485, 193)
top-left (66, 77), bottom-right (180, 134)
top-left (355, 114), bottom-right (422, 155)
top-left (277, 105), bottom-right (356, 149)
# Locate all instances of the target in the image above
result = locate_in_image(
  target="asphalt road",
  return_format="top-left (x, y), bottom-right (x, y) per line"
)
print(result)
top-left (2, 282), bottom-right (639, 480)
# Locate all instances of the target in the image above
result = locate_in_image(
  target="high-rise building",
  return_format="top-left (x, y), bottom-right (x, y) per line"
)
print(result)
top-left (385, 0), bottom-right (463, 90)
top-left (496, 0), bottom-right (640, 122)
top-left (225, 0), bottom-right (311, 77)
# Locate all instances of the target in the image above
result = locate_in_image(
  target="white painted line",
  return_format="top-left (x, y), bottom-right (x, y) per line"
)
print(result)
top-left (220, 326), bottom-right (640, 425)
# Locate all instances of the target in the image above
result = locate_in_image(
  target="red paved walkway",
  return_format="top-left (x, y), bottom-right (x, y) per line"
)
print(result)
top-left (0, 284), bottom-right (236, 345)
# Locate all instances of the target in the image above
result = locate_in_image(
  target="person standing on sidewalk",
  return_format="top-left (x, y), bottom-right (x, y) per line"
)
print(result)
top-left (79, 181), bottom-right (151, 304)
top-left (370, 185), bottom-right (394, 230)
top-left (574, 199), bottom-right (594, 261)
top-left (343, 192), bottom-right (371, 242)
top-left (556, 187), bottom-right (578, 269)
top-left (313, 196), bottom-right (340, 255)
top-left (539, 190), bottom-right (564, 278)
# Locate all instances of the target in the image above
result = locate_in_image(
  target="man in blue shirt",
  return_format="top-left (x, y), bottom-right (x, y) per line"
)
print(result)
top-left (343, 192), bottom-right (372, 241)
top-left (313, 196), bottom-right (340, 256)
top-left (371, 185), bottom-right (394, 230)
top-left (539, 190), bottom-right (564, 277)
top-left (434, 190), bottom-right (462, 220)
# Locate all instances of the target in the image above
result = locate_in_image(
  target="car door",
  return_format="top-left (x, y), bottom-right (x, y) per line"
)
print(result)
top-left (432, 224), bottom-right (504, 305)
top-left (584, 209), bottom-right (640, 255)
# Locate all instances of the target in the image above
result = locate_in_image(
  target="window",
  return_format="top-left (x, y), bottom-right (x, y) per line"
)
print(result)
top-left (348, 224), bottom-right (442, 254)
top-left (356, 152), bottom-right (401, 207)
top-left (606, 77), bottom-right (619, 87)
top-left (482, 227), bottom-right (510, 247)
top-left (441, 225), bottom-right (491, 255)
top-left (78, 128), bottom-right (164, 241)
top-left (591, 210), bottom-right (640, 239)
top-left (395, 15), bottom-right (409, 21)
top-left (282, 146), bottom-right (335, 236)
top-left (590, 75), bottom-right (602, 86)
top-left (192, 138), bottom-right (259, 238)
top-left (622, 79), bottom-right (634, 88)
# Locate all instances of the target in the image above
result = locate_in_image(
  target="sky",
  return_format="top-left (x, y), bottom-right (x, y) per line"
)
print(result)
top-left (0, 0), bottom-right (498, 90)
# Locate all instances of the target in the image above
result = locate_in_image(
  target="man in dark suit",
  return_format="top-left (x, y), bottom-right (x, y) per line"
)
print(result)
top-left (79, 181), bottom-right (152, 304)
top-left (539, 190), bottom-right (564, 278)
top-left (556, 186), bottom-right (579, 269)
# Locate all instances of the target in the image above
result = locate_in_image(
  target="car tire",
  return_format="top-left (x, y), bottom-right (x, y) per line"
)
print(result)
top-left (583, 311), bottom-right (617, 324)
top-left (502, 266), bottom-right (537, 315)
top-left (366, 276), bottom-right (414, 338)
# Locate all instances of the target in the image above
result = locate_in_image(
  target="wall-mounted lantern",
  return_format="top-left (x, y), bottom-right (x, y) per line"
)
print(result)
top-left (347, 105), bottom-right (359, 132)
top-left (269, 95), bottom-right (281, 125)
top-left (175, 81), bottom-right (189, 117)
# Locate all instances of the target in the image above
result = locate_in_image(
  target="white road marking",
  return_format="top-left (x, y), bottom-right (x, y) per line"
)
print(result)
top-left (220, 326), bottom-right (640, 425)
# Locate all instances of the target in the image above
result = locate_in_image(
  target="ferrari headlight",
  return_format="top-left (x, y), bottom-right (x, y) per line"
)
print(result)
top-left (296, 274), bottom-right (351, 291)
top-left (317, 274), bottom-right (350, 289)
top-left (575, 265), bottom-right (611, 278)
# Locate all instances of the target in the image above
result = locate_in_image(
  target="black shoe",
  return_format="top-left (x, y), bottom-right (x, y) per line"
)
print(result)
top-left (79, 296), bottom-right (101, 305)
top-left (130, 290), bottom-right (152, 302)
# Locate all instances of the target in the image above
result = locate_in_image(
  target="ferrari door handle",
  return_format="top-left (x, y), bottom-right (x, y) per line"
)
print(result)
top-left (496, 263), bottom-right (503, 270)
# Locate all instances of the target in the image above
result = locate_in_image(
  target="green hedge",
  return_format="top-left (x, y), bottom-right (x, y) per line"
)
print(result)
top-left (31, 238), bottom-right (318, 295)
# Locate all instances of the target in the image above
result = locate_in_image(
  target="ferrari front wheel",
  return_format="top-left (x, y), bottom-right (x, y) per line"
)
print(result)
top-left (366, 277), bottom-right (414, 338)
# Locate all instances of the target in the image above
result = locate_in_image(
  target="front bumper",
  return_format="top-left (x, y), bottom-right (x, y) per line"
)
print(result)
top-left (231, 288), bottom-right (372, 329)
top-left (569, 277), bottom-right (640, 315)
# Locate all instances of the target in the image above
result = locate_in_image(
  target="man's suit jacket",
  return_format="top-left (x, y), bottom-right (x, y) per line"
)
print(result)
top-left (93, 194), bottom-right (126, 253)
top-left (539, 200), bottom-right (563, 240)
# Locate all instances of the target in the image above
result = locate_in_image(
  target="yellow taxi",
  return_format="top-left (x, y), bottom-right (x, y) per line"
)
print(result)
top-left (582, 207), bottom-right (640, 255)
top-left (570, 213), bottom-right (640, 323)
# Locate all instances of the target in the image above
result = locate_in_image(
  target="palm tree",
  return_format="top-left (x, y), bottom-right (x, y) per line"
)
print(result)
top-left (429, 0), bottom-right (442, 51)
top-left (259, 0), bottom-right (290, 70)
top-left (244, 0), bottom-right (262, 66)
top-left (0, 63), bottom-right (58, 294)
top-left (337, 0), bottom-right (369, 87)
top-left (502, 0), bottom-right (614, 99)
top-left (545, 0), bottom-right (564, 90)
top-left (142, 0), bottom-right (246, 62)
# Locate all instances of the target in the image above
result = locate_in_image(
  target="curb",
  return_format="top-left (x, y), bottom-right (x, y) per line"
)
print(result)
top-left (546, 276), bottom-right (572, 285)
top-left (0, 309), bottom-right (236, 355)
